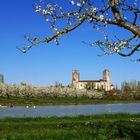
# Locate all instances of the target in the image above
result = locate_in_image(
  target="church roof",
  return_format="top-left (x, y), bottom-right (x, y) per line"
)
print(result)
top-left (78, 79), bottom-right (106, 82)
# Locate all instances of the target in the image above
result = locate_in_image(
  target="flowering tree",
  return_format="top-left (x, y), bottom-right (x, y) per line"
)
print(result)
top-left (18, 0), bottom-right (140, 60)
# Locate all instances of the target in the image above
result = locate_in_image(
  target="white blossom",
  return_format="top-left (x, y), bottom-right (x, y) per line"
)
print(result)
top-left (90, 7), bottom-right (97, 12)
top-left (54, 28), bottom-right (58, 32)
top-left (88, 18), bottom-right (93, 22)
top-left (42, 9), bottom-right (47, 15)
top-left (77, 2), bottom-right (81, 7)
top-left (124, 16), bottom-right (127, 20)
top-left (108, 18), bottom-right (112, 21)
top-left (82, 1), bottom-right (85, 4)
top-left (67, 13), bottom-right (70, 16)
top-left (70, 0), bottom-right (75, 5)
top-left (99, 15), bottom-right (104, 21)
top-left (46, 18), bottom-right (49, 22)
top-left (134, 3), bottom-right (137, 6)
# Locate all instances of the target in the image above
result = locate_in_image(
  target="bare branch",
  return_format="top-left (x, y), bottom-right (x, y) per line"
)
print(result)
top-left (18, 0), bottom-right (140, 61)
top-left (118, 43), bottom-right (140, 57)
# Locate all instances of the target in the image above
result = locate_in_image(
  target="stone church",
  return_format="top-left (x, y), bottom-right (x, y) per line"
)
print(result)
top-left (72, 69), bottom-right (114, 91)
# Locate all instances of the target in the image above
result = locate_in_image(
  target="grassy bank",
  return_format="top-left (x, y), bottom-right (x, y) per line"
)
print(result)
top-left (0, 113), bottom-right (140, 140)
top-left (0, 96), bottom-right (140, 106)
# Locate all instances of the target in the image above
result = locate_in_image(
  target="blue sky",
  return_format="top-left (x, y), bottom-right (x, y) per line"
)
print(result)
top-left (0, 0), bottom-right (140, 88)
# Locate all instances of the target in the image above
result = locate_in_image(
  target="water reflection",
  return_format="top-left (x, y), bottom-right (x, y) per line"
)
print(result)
top-left (0, 103), bottom-right (140, 118)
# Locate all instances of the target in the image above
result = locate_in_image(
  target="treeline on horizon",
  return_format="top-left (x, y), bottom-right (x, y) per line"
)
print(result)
top-left (0, 80), bottom-right (140, 99)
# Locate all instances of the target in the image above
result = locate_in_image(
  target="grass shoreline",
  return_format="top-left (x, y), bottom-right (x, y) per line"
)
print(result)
top-left (0, 113), bottom-right (140, 140)
top-left (0, 96), bottom-right (140, 106)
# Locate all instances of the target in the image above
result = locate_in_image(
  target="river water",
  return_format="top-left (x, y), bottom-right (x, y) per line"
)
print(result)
top-left (0, 103), bottom-right (140, 118)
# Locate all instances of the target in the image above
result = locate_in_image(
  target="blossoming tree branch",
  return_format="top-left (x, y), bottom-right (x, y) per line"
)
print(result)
top-left (17, 0), bottom-right (140, 60)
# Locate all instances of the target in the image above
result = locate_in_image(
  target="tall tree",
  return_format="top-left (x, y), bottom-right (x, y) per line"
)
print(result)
top-left (18, 0), bottom-right (140, 60)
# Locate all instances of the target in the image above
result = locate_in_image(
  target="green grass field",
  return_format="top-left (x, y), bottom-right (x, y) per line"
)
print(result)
top-left (0, 113), bottom-right (140, 140)
top-left (0, 96), bottom-right (140, 106)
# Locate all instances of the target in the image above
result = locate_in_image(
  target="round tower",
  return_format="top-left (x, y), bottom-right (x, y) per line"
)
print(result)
top-left (103, 69), bottom-right (111, 91)
top-left (72, 70), bottom-right (79, 88)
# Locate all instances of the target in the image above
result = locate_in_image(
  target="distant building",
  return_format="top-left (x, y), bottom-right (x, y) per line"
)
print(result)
top-left (0, 74), bottom-right (4, 83)
top-left (72, 69), bottom-right (114, 91)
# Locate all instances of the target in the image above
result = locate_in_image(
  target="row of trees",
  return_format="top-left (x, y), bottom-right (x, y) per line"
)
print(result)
top-left (121, 80), bottom-right (140, 93)
top-left (0, 83), bottom-right (104, 99)
top-left (0, 80), bottom-right (140, 99)
top-left (106, 80), bottom-right (140, 99)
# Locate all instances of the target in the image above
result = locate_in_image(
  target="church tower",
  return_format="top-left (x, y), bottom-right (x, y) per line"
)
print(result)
top-left (72, 70), bottom-right (79, 88)
top-left (103, 69), bottom-right (111, 91)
